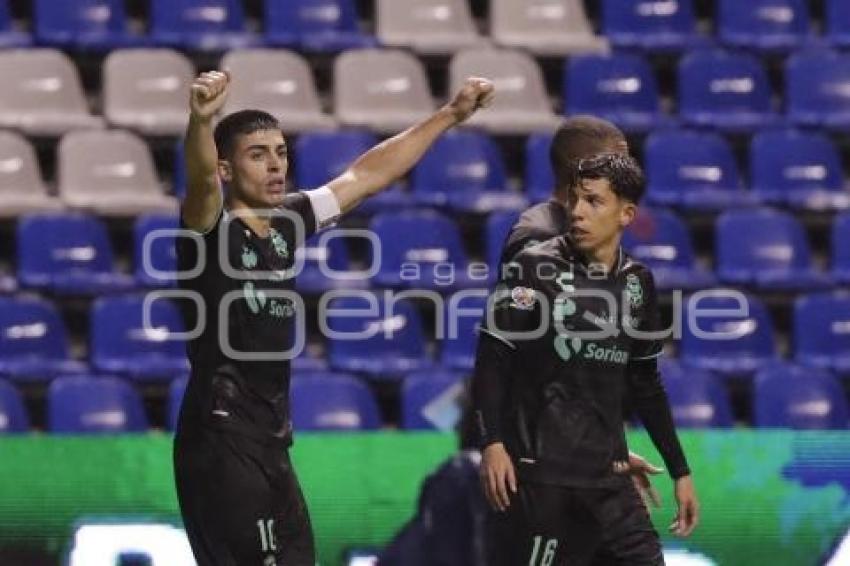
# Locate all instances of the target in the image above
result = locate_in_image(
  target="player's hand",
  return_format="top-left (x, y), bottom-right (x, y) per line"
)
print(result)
top-left (613, 451), bottom-right (663, 509)
top-left (670, 475), bottom-right (699, 537)
top-left (190, 70), bottom-right (231, 121)
top-left (480, 442), bottom-right (517, 512)
top-left (445, 77), bottom-right (495, 124)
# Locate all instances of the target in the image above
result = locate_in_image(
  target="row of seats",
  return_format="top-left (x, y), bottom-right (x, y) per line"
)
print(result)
top-left (2, 358), bottom-right (848, 434)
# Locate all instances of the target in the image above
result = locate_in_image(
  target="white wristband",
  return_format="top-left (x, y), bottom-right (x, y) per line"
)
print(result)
top-left (304, 186), bottom-right (341, 229)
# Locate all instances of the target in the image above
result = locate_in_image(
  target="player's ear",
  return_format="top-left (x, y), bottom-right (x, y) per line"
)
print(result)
top-left (218, 159), bottom-right (233, 183)
top-left (619, 201), bottom-right (637, 228)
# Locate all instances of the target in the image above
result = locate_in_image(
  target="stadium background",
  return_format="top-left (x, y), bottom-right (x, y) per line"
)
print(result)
top-left (0, 0), bottom-right (849, 565)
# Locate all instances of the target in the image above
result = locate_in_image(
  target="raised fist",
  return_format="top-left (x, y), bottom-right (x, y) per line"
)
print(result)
top-left (445, 77), bottom-right (495, 124)
top-left (189, 70), bottom-right (231, 121)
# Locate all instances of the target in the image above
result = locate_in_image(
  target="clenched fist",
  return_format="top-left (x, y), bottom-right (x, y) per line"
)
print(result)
top-left (445, 77), bottom-right (495, 124)
top-left (189, 70), bottom-right (231, 121)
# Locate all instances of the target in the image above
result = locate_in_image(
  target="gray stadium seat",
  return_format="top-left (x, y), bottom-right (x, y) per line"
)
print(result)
top-left (220, 49), bottom-right (336, 132)
top-left (490, 0), bottom-right (609, 56)
top-left (103, 49), bottom-right (194, 137)
top-left (58, 129), bottom-right (177, 216)
top-left (334, 48), bottom-right (435, 133)
top-left (0, 49), bottom-right (103, 136)
top-left (0, 130), bottom-right (62, 217)
top-left (376, 0), bottom-right (489, 55)
top-left (449, 48), bottom-right (560, 134)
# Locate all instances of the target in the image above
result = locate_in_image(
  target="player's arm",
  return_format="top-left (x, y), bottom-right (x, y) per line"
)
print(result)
top-left (181, 71), bottom-right (230, 233)
top-left (323, 77), bottom-right (494, 213)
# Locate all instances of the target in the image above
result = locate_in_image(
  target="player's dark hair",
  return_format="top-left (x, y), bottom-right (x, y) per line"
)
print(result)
top-left (213, 109), bottom-right (282, 159)
top-left (550, 115), bottom-right (627, 194)
top-left (576, 153), bottom-right (646, 204)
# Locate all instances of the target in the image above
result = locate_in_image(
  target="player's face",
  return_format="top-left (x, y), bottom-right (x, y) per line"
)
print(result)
top-left (568, 177), bottom-right (636, 257)
top-left (220, 129), bottom-right (288, 209)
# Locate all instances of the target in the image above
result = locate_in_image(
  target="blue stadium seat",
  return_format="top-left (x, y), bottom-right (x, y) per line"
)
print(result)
top-left (602, 0), bottom-right (704, 52)
top-left (680, 291), bottom-right (777, 376)
top-left (486, 210), bottom-right (521, 277)
top-left (0, 270), bottom-right (15, 294)
top-left (716, 208), bottom-right (830, 290)
top-left (294, 130), bottom-right (409, 214)
top-left (440, 294), bottom-right (486, 371)
top-left (565, 54), bottom-right (667, 133)
top-left (34, 0), bottom-right (141, 49)
top-left (718, 0), bottom-right (810, 52)
top-left (150, 0), bottom-right (258, 51)
top-left (786, 48), bottom-right (850, 130)
top-left (369, 210), bottom-right (476, 291)
top-left (751, 129), bottom-right (850, 210)
top-left (48, 375), bottom-right (148, 433)
top-left (90, 295), bottom-right (189, 381)
top-left (622, 207), bottom-right (714, 291)
top-left (265, 0), bottom-right (377, 51)
top-left (660, 361), bottom-right (733, 428)
top-left (0, 296), bottom-right (86, 381)
top-left (327, 293), bottom-right (432, 378)
top-left (295, 229), bottom-right (366, 294)
top-left (0, 379), bottom-right (29, 433)
top-left (134, 214), bottom-right (180, 287)
top-left (678, 49), bottom-right (778, 132)
top-left (167, 374), bottom-right (188, 431)
top-left (401, 370), bottom-right (466, 430)
top-left (754, 364), bottom-right (849, 429)
top-left (292, 344), bottom-right (329, 372)
top-left (0, 0), bottom-right (30, 47)
top-left (172, 140), bottom-right (186, 200)
top-left (412, 130), bottom-right (526, 213)
top-left (794, 293), bottom-right (850, 374)
top-left (524, 131), bottom-right (555, 202)
top-left (826, 0), bottom-right (850, 47)
top-left (17, 214), bottom-right (135, 295)
top-left (290, 374), bottom-right (381, 430)
top-left (834, 212), bottom-right (850, 284)
top-left (644, 129), bottom-right (753, 209)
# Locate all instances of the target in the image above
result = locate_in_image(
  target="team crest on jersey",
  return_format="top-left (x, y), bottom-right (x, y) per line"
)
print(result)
top-left (268, 228), bottom-right (289, 260)
top-left (241, 245), bottom-right (258, 269)
top-left (510, 286), bottom-right (536, 310)
top-left (626, 273), bottom-right (643, 308)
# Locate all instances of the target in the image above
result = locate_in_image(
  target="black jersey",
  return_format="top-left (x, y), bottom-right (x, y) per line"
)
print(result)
top-left (499, 199), bottom-right (569, 270)
top-left (476, 235), bottom-right (679, 488)
top-left (176, 193), bottom-right (317, 442)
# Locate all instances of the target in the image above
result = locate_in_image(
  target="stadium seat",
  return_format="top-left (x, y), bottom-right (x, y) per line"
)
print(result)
top-left (264, 0), bottom-right (377, 51)
top-left (0, 379), bottom-right (29, 433)
top-left (167, 374), bottom-right (188, 431)
top-left (449, 48), bottom-right (560, 134)
top-left (644, 129), bottom-right (752, 209)
top-left (334, 48), bottom-right (435, 133)
top-left (292, 345), bottom-right (329, 372)
top-left (716, 208), bottom-right (830, 290)
top-left (90, 295), bottom-right (189, 381)
top-left (150, 0), bottom-right (258, 51)
top-left (0, 0), bottom-right (30, 47)
top-left (834, 212), bottom-right (850, 284)
top-left (48, 375), bottom-right (148, 433)
top-left (826, 0), bottom-right (850, 47)
top-left (0, 49), bottom-right (103, 136)
top-left (786, 48), bottom-right (850, 130)
top-left (58, 129), bottom-right (178, 216)
top-left (294, 229), bottom-right (367, 294)
top-left (660, 361), bottom-right (733, 428)
top-left (490, 0), bottom-right (609, 56)
top-left (524, 131), bottom-right (556, 203)
top-left (718, 0), bottom-right (811, 52)
top-left (794, 293), bottom-right (850, 374)
top-left (439, 293), bottom-right (486, 371)
top-left (678, 49), bottom-right (778, 132)
top-left (411, 130), bottom-right (526, 213)
top-left (134, 214), bottom-right (180, 287)
top-left (34, 0), bottom-right (141, 49)
top-left (485, 210), bottom-right (521, 276)
top-left (0, 296), bottom-right (86, 381)
top-left (0, 130), bottom-right (63, 217)
top-left (16, 213), bottom-right (135, 295)
top-left (680, 291), bottom-right (777, 376)
top-left (754, 364), bottom-right (849, 429)
top-left (103, 49), bottom-right (194, 136)
top-left (377, 0), bottom-right (486, 55)
top-left (327, 294), bottom-right (432, 378)
top-left (401, 370), bottom-right (466, 430)
top-left (290, 374), bottom-right (381, 430)
top-left (369, 210), bottom-right (476, 291)
top-left (0, 271), bottom-right (15, 295)
top-left (622, 207), bottom-right (714, 291)
top-left (565, 54), bottom-right (667, 133)
top-left (294, 130), bottom-right (409, 213)
top-left (602, 0), bottom-right (704, 52)
top-left (220, 49), bottom-right (336, 133)
top-left (750, 129), bottom-right (850, 210)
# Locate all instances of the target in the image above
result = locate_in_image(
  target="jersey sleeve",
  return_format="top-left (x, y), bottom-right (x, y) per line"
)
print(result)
top-left (480, 252), bottom-right (545, 351)
top-left (281, 191), bottom-right (319, 241)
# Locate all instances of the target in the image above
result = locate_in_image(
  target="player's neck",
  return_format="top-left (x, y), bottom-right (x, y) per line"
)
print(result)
top-left (226, 199), bottom-right (272, 237)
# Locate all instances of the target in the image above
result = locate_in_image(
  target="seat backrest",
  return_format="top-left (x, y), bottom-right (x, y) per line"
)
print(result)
top-left (412, 130), bottom-right (507, 194)
top-left (750, 129), bottom-right (843, 195)
top-left (622, 207), bottom-right (696, 270)
top-left (661, 365), bottom-right (733, 428)
top-left (150, 0), bottom-right (246, 35)
top-left (754, 364), bottom-right (848, 429)
top-left (680, 291), bottom-right (775, 361)
top-left (716, 208), bottom-right (814, 272)
top-left (295, 130), bottom-right (376, 188)
top-left (48, 374), bottom-right (148, 433)
top-left (0, 0), bottom-right (14, 32)
top-left (834, 213), bottom-right (850, 273)
top-left (290, 374), bottom-right (380, 431)
top-left (440, 293), bottom-right (486, 369)
top-left (0, 379), bottom-right (29, 433)
top-left (90, 295), bottom-right (186, 362)
top-left (491, 0), bottom-right (597, 37)
top-left (295, 228), bottom-right (352, 274)
top-left (645, 129), bottom-right (742, 194)
top-left (370, 210), bottom-right (470, 274)
top-left (378, 0), bottom-right (478, 41)
top-left (486, 210), bottom-right (521, 273)
top-left (566, 53), bottom-right (660, 115)
top-left (678, 49), bottom-right (773, 115)
top-left (827, 0), bottom-right (850, 39)
top-left (0, 49), bottom-right (90, 115)
top-left (603, 0), bottom-right (696, 38)
top-left (134, 214), bottom-right (180, 284)
top-left (718, 0), bottom-right (809, 45)
top-left (266, 0), bottom-right (361, 36)
top-left (58, 129), bottom-right (162, 198)
top-left (35, 0), bottom-right (129, 41)
top-left (401, 370), bottom-right (466, 430)
top-left (794, 293), bottom-right (850, 365)
top-left (0, 296), bottom-right (70, 361)
top-left (786, 48), bottom-right (850, 120)
top-left (0, 130), bottom-right (48, 195)
top-left (524, 131), bottom-right (556, 200)
top-left (104, 49), bottom-right (194, 117)
top-left (221, 49), bottom-right (323, 116)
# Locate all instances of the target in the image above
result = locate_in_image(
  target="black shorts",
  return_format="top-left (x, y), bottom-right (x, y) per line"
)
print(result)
top-left (489, 480), bottom-right (664, 566)
top-left (173, 427), bottom-right (315, 566)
